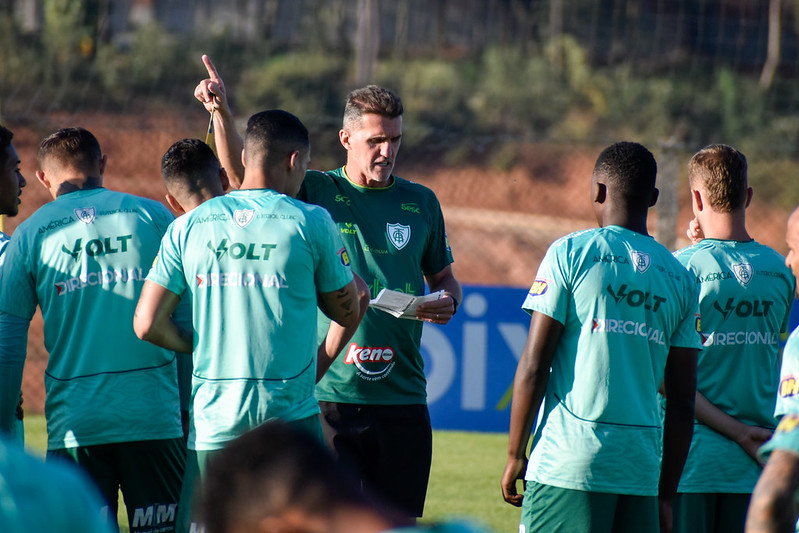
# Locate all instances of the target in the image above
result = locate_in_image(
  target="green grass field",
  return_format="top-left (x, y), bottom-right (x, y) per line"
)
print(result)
top-left (23, 415), bottom-right (520, 532)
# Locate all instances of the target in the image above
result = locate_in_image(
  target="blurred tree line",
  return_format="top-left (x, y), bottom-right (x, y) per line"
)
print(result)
top-left (1, 0), bottom-right (799, 206)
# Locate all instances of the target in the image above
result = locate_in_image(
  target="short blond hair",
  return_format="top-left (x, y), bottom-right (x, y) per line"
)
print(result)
top-left (688, 144), bottom-right (748, 213)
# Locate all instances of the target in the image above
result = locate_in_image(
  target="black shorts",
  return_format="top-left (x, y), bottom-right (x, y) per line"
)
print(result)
top-left (48, 438), bottom-right (186, 533)
top-left (319, 402), bottom-right (432, 517)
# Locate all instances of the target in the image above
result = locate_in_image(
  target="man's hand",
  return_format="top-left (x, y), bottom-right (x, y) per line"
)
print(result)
top-left (736, 426), bottom-right (774, 466)
top-left (194, 54), bottom-right (228, 114)
top-left (415, 293), bottom-right (457, 324)
top-left (500, 456), bottom-right (527, 507)
top-left (686, 217), bottom-right (705, 244)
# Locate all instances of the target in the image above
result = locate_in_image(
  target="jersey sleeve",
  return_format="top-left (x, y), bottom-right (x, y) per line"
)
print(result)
top-left (759, 413), bottom-right (799, 463)
top-left (0, 232), bottom-right (38, 320)
top-left (309, 207), bottom-right (354, 293)
top-left (145, 221), bottom-right (187, 297)
top-left (521, 239), bottom-right (569, 324)
top-left (668, 279), bottom-right (702, 349)
top-left (420, 193), bottom-right (454, 276)
top-left (776, 331), bottom-right (799, 419)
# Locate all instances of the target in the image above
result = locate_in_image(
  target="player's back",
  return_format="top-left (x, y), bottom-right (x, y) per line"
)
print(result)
top-left (676, 239), bottom-right (794, 426)
top-left (523, 225), bottom-right (701, 495)
top-left (149, 188), bottom-right (353, 449)
top-left (0, 187), bottom-right (181, 448)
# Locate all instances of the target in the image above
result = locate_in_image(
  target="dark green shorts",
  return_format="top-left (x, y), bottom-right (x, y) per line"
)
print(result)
top-left (520, 481), bottom-right (659, 533)
top-left (48, 437), bottom-right (186, 533)
top-left (672, 492), bottom-right (751, 533)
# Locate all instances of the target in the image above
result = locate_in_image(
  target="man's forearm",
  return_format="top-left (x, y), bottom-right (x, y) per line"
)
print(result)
top-left (0, 313), bottom-right (29, 433)
top-left (213, 107), bottom-right (244, 188)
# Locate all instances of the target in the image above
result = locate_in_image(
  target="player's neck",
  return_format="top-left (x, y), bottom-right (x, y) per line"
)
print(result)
top-left (698, 211), bottom-right (751, 241)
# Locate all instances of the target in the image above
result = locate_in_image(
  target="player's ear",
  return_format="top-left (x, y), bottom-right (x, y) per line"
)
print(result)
top-left (219, 167), bottom-right (230, 192)
top-left (593, 182), bottom-right (606, 204)
top-left (98, 154), bottom-right (108, 175)
top-left (745, 187), bottom-right (753, 208)
top-left (339, 129), bottom-right (350, 150)
top-left (649, 187), bottom-right (659, 207)
top-left (164, 193), bottom-right (185, 215)
top-left (691, 189), bottom-right (703, 212)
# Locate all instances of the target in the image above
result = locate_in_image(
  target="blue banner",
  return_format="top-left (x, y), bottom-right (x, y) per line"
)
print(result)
top-left (421, 285), bottom-right (529, 433)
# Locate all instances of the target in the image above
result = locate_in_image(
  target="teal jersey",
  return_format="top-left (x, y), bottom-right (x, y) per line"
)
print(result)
top-left (0, 188), bottom-right (182, 449)
top-left (760, 412), bottom-right (799, 463)
top-left (521, 225), bottom-right (701, 495)
top-left (673, 239), bottom-right (794, 493)
top-left (300, 168), bottom-right (453, 405)
top-left (147, 189), bottom-right (353, 451)
top-left (777, 326), bottom-right (799, 418)
top-left (0, 436), bottom-right (113, 533)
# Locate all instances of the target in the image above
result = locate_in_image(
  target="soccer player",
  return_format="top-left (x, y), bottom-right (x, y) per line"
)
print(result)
top-left (669, 145), bottom-right (795, 533)
top-left (0, 124), bottom-right (27, 444)
top-left (744, 206), bottom-right (799, 533)
top-left (134, 109), bottom-right (367, 532)
top-left (198, 420), bottom-right (490, 533)
top-left (0, 127), bottom-right (185, 533)
top-left (194, 54), bottom-right (462, 517)
top-left (159, 138), bottom-right (230, 438)
top-left (500, 142), bottom-right (701, 533)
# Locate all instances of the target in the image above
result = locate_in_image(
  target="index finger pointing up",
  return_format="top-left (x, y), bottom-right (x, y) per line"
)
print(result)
top-left (202, 54), bottom-right (220, 81)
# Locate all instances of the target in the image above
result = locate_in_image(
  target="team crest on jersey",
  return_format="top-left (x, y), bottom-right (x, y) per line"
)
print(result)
top-left (74, 207), bottom-right (96, 224)
top-left (732, 263), bottom-right (753, 286)
top-left (387, 223), bottom-right (410, 250)
top-left (233, 209), bottom-right (254, 228)
top-left (630, 251), bottom-right (651, 273)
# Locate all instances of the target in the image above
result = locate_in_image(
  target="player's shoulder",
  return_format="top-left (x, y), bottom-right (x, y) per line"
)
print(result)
top-left (393, 174), bottom-right (440, 199)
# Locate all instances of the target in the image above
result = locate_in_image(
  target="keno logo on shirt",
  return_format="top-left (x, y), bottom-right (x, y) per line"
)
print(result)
top-left (344, 343), bottom-right (396, 380)
top-left (233, 209), bottom-right (255, 228)
top-left (630, 251), bottom-right (651, 273)
top-left (74, 206), bottom-right (96, 224)
top-left (386, 223), bottom-right (410, 250)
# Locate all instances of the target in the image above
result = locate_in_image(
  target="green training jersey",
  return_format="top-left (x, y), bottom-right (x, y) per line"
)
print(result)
top-left (777, 325), bottom-right (799, 418)
top-left (0, 188), bottom-right (182, 449)
top-left (522, 225), bottom-right (701, 496)
top-left (300, 168), bottom-right (453, 405)
top-left (147, 189), bottom-right (353, 451)
top-left (673, 239), bottom-right (794, 493)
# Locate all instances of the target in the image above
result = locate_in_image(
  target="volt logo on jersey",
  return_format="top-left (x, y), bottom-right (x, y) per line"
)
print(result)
top-left (61, 235), bottom-right (133, 260)
top-left (606, 283), bottom-right (666, 312)
top-left (208, 239), bottom-right (277, 261)
top-left (74, 207), bottom-right (96, 224)
top-left (732, 263), bottom-right (754, 286)
top-left (343, 343), bottom-right (396, 381)
top-left (712, 298), bottom-right (774, 319)
top-left (630, 251), bottom-right (651, 273)
top-left (387, 223), bottom-right (410, 250)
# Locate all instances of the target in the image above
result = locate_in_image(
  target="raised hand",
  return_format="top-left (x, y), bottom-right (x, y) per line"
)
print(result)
top-left (194, 54), bottom-right (228, 114)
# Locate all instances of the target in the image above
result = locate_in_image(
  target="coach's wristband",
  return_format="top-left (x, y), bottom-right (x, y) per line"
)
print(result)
top-left (447, 293), bottom-right (459, 314)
